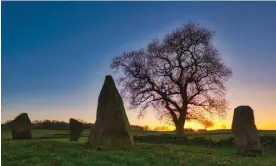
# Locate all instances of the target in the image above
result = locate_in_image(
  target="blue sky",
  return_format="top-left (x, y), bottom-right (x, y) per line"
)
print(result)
top-left (2, 2), bottom-right (276, 129)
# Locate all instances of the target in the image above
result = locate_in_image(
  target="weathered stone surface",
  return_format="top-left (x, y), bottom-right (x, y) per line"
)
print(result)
top-left (88, 75), bottom-right (134, 149)
top-left (231, 106), bottom-right (262, 156)
top-left (9, 113), bottom-right (32, 140)
top-left (69, 118), bottom-right (84, 141)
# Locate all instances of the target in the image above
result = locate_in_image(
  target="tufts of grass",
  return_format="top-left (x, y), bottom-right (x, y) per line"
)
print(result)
top-left (2, 138), bottom-right (276, 166)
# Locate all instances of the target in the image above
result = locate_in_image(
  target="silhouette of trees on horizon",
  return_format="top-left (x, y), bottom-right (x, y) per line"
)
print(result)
top-left (2, 119), bottom-right (199, 132)
top-left (111, 21), bottom-right (232, 136)
top-left (200, 119), bottom-right (214, 130)
top-left (1, 119), bottom-right (146, 131)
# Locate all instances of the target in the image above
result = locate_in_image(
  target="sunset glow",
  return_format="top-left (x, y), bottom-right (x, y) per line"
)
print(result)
top-left (2, 3), bottom-right (276, 166)
top-left (2, 2), bottom-right (276, 131)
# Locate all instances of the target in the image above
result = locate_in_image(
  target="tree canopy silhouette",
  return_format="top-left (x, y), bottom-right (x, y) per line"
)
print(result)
top-left (111, 21), bottom-right (232, 136)
top-left (200, 119), bottom-right (214, 130)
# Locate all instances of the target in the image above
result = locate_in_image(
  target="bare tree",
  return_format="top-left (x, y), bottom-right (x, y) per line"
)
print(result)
top-left (143, 125), bottom-right (151, 131)
top-left (200, 119), bottom-right (214, 130)
top-left (111, 21), bottom-right (232, 137)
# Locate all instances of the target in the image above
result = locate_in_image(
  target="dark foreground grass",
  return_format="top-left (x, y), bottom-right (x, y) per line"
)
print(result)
top-left (2, 138), bottom-right (276, 166)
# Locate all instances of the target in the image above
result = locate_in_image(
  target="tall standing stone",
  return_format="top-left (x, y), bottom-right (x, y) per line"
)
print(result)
top-left (69, 118), bottom-right (84, 141)
top-left (9, 113), bottom-right (32, 140)
top-left (231, 106), bottom-right (262, 156)
top-left (88, 75), bottom-right (134, 149)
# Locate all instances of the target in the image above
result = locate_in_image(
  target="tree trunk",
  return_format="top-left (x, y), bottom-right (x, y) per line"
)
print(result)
top-left (175, 109), bottom-right (186, 138)
top-left (175, 123), bottom-right (184, 137)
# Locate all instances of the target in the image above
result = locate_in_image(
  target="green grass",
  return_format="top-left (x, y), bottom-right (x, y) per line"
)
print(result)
top-left (2, 129), bottom-right (276, 141)
top-left (2, 130), bottom-right (276, 166)
top-left (2, 138), bottom-right (276, 166)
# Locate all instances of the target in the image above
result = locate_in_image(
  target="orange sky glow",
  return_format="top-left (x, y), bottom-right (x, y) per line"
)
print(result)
top-left (2, 80), bottom-right (276, 130)
top-left (2, 2), bottom-right (276, 132)
top-left (2, 37), bottom-right (276, 131)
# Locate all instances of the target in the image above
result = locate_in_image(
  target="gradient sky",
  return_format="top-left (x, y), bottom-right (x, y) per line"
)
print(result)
top-left (2, 2), bottom-right (276, 130)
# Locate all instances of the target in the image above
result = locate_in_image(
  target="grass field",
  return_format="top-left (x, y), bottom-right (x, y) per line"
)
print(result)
top-left (2, 129), bottom-right (276, 166)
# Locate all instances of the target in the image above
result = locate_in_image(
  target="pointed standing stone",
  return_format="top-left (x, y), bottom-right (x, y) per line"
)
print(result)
top-left (231, 106), bottom-right (262, 156)
top-left (69, 118), bottom-right (84, 141)
top-left (9, 113), bottom-right (32, 140)
top-left (88, 75), bottom-right (134, 149)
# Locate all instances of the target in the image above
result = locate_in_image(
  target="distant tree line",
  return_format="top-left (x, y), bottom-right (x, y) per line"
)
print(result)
top-left (1, 119), bottom-right (145, 131)
top-left (1, 119), bottom-right (204, 132)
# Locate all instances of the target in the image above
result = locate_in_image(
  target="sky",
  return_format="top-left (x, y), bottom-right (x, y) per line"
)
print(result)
top-left (2, 2), bottom-right (276, 130)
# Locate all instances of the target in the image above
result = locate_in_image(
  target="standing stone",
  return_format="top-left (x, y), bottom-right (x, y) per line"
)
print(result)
top-left (88, 75), bottom-right (134, 149)
top-left (69, 118), bottom-right (84, 141)
top-left (9, 113), bottom-right (32, 140)
top-left (231, 106), bottom-right (262, 156)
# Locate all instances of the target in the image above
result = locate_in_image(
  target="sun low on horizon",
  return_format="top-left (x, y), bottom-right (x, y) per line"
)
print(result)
top-left (1, 2), bottom-right (276, 132)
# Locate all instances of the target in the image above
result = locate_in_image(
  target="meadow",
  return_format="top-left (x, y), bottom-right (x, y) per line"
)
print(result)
top-left (2, 129), bottom-right (276, 166)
